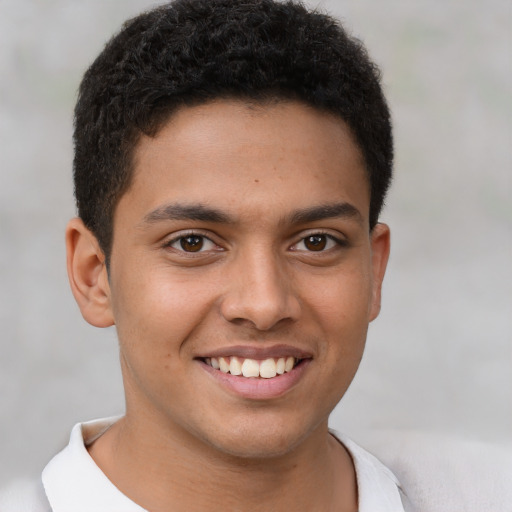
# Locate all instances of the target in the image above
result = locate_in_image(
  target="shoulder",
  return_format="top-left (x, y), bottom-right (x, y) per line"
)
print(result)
top-left (332, 431), bottom-right (410, 512)
top-left (355, 430), bottom-right (512, 512)
top-left (0, 478), bottom-right (51, 512)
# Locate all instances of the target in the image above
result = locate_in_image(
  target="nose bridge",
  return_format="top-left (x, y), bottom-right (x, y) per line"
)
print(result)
top-left (220, 242), bottom-right (299, 330)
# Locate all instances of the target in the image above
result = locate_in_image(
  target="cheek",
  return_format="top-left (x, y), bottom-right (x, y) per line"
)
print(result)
top-left (298, 265), bottom-right (372, 389)
top-left (302, 266), bottom-right (373, 333)
top-left (111, 265), bottom-right (216, 362)
top-left (111, 268), bottom-right (219, 409)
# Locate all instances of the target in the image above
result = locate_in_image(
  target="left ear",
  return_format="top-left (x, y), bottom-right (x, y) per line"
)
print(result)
top-left (368, 223), bottom-right (390, 321)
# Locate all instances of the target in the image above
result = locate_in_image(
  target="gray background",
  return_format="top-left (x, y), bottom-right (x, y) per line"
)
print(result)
top-left (1, 0), bottom-right (510, 482)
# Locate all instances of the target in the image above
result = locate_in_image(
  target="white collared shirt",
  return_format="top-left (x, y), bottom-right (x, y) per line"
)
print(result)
top-left (2, 417), bottom-right (410, 511)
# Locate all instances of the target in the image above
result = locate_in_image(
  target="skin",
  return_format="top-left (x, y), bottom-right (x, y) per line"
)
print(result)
top-left (66, 100), bottom-right (390, 511)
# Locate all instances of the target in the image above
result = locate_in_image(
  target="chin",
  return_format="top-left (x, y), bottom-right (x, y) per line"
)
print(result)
top-left (198, 414), bottom-right (320, 461)
top-left (212, 435), bottom-right (300, 461)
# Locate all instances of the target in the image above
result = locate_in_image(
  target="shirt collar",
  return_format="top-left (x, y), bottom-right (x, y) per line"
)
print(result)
top-left (42, 418), bottom-right (406, 512)
top-left (333, 431), bottom-right (407, 512)
top-left (42, 417), bottom-right (146, 512)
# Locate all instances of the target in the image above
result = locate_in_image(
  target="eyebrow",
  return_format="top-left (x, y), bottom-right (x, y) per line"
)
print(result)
top-left (142, 203), bottom-right (233, 225)
top-left (289, 202), bottom-right (363, 225)
top-left (141, 201), bottom-right (363, 227)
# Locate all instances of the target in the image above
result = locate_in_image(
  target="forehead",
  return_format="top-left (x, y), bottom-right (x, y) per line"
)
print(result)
top-left (119, 99), bottom-right (369, 227)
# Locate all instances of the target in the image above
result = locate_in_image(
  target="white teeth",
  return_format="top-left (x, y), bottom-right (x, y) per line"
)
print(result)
top-left (206, 356), bottom-right (299, 378)
top-left (229, 357), bottom-right (242, 376)
top-left (285, 356), bottom-right (295, 372)
top-left (260, 358), bottom-right (277, 378)
top-left (241, 358), bottom-right (260, 378)
top-left (219, 357), bottom-right (230, 373)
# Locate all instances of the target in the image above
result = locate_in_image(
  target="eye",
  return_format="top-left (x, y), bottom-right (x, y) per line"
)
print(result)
top-left (292, 233), bottom-right (342, 252)
top-left (168, 234), bottom-right (218, 253)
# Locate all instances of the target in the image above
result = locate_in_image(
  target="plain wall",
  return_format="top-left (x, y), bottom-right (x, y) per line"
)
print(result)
top-left (1, 0), bottom-right (510, 482)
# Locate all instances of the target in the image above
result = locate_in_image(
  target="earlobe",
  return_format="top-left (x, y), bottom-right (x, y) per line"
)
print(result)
top-left (368, 223), bottom-right (391, 322)
top-left (65, 218), bottom-right (115, 328)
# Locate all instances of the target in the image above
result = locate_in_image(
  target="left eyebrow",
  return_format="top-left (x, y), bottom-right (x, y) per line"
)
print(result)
top-left (288, 202), bottom-right (364, 225)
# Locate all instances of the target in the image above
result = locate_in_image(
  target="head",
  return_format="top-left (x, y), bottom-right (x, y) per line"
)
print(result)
top-left (73, 0), bottom-right (392, 263)
top-left (67, 0), bottom-right (392, 460)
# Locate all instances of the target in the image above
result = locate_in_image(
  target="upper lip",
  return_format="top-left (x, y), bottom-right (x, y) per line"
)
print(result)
top-left (196, 344), bottom-right (313, 360)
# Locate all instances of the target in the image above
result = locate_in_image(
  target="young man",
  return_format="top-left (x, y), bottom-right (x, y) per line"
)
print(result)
top-left (4, 0), bottom-right (413, 510)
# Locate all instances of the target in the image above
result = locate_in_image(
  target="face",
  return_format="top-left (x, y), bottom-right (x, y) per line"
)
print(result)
top-left (104, 100), bottom-right (389, 458)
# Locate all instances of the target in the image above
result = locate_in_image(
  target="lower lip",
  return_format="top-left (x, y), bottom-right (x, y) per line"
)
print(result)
top-left (199, 359), bottom-right (311, 400)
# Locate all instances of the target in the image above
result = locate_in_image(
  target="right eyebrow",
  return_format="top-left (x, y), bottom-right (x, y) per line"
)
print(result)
top-left (140, 202), bottom-right (234, 226)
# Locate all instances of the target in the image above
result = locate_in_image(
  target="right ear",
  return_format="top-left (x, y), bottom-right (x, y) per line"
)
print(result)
top-left (65, 218), bottom-right (114, 328)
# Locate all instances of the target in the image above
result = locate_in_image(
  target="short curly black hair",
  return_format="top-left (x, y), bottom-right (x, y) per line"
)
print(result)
top-left (74, 0), bottom-right (393, 259)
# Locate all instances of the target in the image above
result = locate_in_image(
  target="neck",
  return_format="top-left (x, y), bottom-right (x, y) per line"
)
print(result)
top-left (88, 412), bottom-right (357, 512)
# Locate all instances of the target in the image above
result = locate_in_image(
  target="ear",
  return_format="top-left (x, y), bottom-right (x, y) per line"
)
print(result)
top-left (65, 218), bottom-right (114, 328)
top-left (368, 223), bottom-right (391, 322)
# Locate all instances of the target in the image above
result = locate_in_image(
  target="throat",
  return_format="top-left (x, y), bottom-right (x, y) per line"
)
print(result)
top-left (86, 416), bottom-right (356, 512)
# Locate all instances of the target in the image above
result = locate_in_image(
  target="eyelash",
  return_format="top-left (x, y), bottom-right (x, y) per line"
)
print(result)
top-left (162, 231), bottom-right (221, 254)
top-left (162, 231), bottom-right (347, 255)
top-left (290, 232), bottom-right (347, 252)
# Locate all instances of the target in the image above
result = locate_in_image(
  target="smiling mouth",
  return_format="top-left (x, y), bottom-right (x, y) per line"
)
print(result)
top-left (201, 356), bottom-right (303, 379)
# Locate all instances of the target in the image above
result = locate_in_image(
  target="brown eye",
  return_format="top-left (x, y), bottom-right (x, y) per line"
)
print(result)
top-left (304, 235), bottom-right (327, 251)
top-left (168, 233), bottom-right (219, 254)
top-left (180, 235), bottom-right (204, 252)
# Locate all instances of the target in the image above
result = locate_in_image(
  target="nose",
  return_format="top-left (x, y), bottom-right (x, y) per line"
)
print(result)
top-left (220, 246), bottom-right (301, 331)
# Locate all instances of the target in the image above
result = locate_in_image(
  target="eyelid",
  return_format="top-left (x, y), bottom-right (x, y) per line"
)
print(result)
top-left (289, 230), bottom-right (348, 251)
top-left (160, 228), bottom-right (347, 253)
top-left (162, 230), bottom-right (224, 252)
